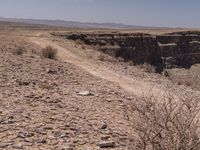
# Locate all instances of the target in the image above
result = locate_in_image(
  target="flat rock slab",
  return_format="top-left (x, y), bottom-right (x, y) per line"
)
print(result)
top-left (77, 91), bottom-right (93, 96)
top-left (98, 141), bottom-right (116, 148)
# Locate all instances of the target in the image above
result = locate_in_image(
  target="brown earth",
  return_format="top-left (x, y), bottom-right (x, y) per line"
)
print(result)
top-left (0, 25), bottom-right (200, 150)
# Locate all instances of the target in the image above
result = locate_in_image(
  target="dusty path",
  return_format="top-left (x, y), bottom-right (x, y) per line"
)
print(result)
top-left (29, 35), bottom-right (165, 98)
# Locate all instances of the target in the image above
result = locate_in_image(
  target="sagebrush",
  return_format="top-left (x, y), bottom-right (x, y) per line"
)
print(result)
top-left (130, 93), bottom-right (200, 150)
top-left (13, 47), bottom-right (25, 55)
top-left (41, 46), bottom-right (57, 59)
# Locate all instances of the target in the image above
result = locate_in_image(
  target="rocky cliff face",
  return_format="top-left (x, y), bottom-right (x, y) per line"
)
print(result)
top-left (157, 32), bottom-right (200, 69)
top-left (57, 31), bottom-right (200, 72)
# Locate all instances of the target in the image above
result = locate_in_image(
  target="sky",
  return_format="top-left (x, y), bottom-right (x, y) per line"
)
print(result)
top-left (0, 0), bottom-right (200, 28)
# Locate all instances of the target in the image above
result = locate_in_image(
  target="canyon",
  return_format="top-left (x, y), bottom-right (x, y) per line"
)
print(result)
top-left (0, 21), bottom-right (200, 149)
top-left (56, 31), bottom-right (200, 72)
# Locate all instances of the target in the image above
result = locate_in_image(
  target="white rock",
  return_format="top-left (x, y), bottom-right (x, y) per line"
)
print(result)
top-left (77, 91), bottom-right (92, 96)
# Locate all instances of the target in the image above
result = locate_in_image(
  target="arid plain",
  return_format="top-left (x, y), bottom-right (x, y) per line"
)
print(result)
top-left (0, 22), bottom-right (200, 150)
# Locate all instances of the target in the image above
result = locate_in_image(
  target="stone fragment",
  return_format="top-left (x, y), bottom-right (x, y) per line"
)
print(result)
top-left (46, 68), bottom-right (56, 74)
top-left (12, 143), bottom-right (23, 149)
top-left (98, 141), bottom-right (116, 148)
top-left (17, 131), bottom-right (28, 138)
top-left (0, 143), bottom-right (10, 148)
top-left (18, 80), bottom-right (30, 86)
top-left (36, 138), bottom-right (47, 144)
top-left (36, 128), bottom-right (47, 135)
top-left (77, 91), bottom-right (93, 96)
top-left (101, 122), bottom-right (107, 129)
top-left (101, 135), bottom-right (110, 141)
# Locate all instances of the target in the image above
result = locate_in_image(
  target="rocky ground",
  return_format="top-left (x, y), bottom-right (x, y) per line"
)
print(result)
top-left (0, 29), bottom-right (200, 150)
top-left (0, 31), bottom-right (139, 150)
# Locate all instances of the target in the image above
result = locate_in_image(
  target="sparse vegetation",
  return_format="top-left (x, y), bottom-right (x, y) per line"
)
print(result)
top-left (41, 46), bottom-right (57, 59)
top-left (98, 53), bottom-right (106, 61)
top-left (2, 23), bottom-right (200, 150)
top-left (166, 65), bottom-right (200, 90)
top-left (140, 63), bottom-right (156, 73)
top-left (13, 46), bottom-right (25, 55)
top-left (81, 45), bottom-right (87, 49)
top-left (75, 39), bottom-right (83, 45)
top-left (131, 94), bottom-right (200, 150)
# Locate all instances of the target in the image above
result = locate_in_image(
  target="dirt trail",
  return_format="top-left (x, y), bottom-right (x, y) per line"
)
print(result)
top-left (29, 35), bottom-right (165, 98)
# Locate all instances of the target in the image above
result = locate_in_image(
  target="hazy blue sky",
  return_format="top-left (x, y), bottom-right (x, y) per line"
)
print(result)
top-left (0, 0), bottom-right (199, 27)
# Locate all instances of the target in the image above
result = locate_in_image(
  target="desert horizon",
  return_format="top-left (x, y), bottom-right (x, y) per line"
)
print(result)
top-left (0, 0), bottom-right (200, 150)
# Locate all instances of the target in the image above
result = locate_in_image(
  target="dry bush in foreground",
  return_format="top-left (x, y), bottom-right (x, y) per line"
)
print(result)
top-left (131, 94), bottom-right (200, 150)
top-left (41, 46), bottom-right (57, 59)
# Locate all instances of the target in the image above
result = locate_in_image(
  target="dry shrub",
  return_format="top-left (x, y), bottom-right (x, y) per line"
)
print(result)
top-left (166, 67), bottom-right (200, 90)
top-left (31, 49), bottom-right (38, 55)
top-left (41, 46), bottom-right (57, 59)
top-left (131, 94), bottom-right (200, 150)
top-left (140, 63), bottom-right (156, 73)
top-left (75, 39), bottom-right (83, 45)
top-left (13, 46), bottom-right (25, 55)
top-left (98, 53), bottom-right (106, 61)
top-left (81, 44), bottom-right (87, 50)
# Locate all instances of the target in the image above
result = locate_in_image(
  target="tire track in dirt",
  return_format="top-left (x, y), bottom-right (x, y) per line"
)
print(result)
top-left (29, 36), bottom-right (165, 98)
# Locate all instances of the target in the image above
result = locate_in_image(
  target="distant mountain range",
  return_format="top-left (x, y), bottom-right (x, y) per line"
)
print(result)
top-left (0, 17), bottom-right (166, 29)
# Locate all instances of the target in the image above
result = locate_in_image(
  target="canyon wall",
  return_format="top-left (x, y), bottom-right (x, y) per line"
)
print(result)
top-left (56, 31), bottom-right (200, 72)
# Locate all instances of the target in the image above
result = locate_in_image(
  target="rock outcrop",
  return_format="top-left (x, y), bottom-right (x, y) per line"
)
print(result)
top-left (57, 31), bottom-right (200, 72)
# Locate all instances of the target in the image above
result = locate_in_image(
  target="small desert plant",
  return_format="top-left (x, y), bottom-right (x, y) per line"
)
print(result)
top-left (41, 46), bottom-right (57, 59)
top-left (98, 53), bottom-right (106, 61)
top-left (75, 39), bottom-right (83, 45)
top-left (140, 63), bottom-right (156, 73)
top-left (81, 45), bottom-right (87, 49)
top-left (13, 47), bottom-right (25, 55)
top-left (131, 94), bottom-right (200, 150)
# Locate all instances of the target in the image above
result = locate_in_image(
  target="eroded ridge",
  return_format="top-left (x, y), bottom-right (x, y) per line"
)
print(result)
top-left (55, 31), bottom-right (200, 72)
